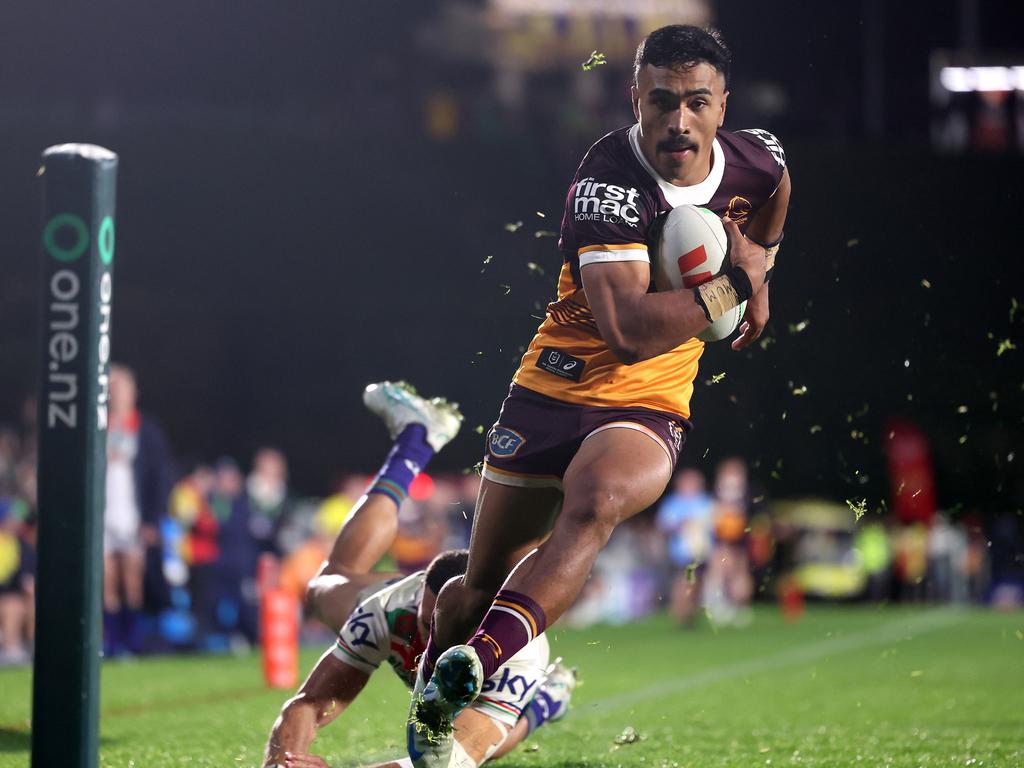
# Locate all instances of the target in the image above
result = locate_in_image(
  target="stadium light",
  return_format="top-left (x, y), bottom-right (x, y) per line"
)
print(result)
top-left (938, 66), bottom-right (1024, 93)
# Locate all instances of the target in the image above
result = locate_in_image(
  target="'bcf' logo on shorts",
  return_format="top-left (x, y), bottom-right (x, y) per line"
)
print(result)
top-left (488, 426), bottom-right (525, 458)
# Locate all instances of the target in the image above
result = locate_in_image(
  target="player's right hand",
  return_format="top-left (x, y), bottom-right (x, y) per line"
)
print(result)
top-left (722, 217), bottom-right (766, 294)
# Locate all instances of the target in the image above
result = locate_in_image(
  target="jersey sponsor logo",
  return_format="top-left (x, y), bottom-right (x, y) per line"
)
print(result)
top-left (480, 665), bottom-right (539, 703)
top-left (739, 129), bottom-right (786, 168)
top-left (345, 608), bottom-right (378, 649)
top-left (536, 348), bottom-right (585, 382)
top-left (488, 426), bottom-right (525, 458)
top-left (573, 177), bottom-right (641, 227)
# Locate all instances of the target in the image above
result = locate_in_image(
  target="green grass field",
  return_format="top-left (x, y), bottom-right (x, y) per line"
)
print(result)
top-left (1, 607), bottom-right (1021, 767)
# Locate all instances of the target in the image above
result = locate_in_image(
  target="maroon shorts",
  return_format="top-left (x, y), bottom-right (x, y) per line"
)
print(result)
top-left (481, 385), bottom-right (692, 489)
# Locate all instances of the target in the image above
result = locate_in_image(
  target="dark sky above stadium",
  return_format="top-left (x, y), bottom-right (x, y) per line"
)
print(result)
top-left (1, 1), bottom-right (1022, 508)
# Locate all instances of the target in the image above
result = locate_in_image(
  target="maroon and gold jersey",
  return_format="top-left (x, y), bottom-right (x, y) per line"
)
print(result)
top-left (512, 124), bottom-right (786, 419)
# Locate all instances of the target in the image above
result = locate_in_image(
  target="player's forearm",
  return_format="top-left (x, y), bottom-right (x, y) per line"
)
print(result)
top-left (264, 700), bottom-right (320, 767)
top-left (745, 168), bottom-right (790, 282)
top-left (490, 718), bottom-right (530, 760)
top-left (606, 288), bottom-right (711, 364)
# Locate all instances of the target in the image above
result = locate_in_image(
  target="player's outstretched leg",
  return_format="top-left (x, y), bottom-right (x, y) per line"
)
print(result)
top-left (409, 429), bottom-right (668, 764)
top-left (306, 381), bottom-right (462, 631)
top-left (406, 481), bottom-right (559, 768)
top-left (325, 381), bottom-right (461, 574)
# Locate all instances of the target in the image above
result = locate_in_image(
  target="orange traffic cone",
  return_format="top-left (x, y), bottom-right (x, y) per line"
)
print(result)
top-left (258, 553), bottom-right (298, 689)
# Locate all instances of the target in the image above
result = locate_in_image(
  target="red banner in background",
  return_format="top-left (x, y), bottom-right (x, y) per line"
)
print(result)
top-left (884, 418), bottom-right (937, 524)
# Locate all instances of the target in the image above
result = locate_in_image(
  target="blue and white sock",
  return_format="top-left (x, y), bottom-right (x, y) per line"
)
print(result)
top-left (524, 688), bottom-right (561, 735)
top-left (366, 424), bottom-right (434, 505)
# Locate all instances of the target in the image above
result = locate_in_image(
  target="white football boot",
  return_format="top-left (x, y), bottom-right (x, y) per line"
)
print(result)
top-left (535, 657), bottom-right (578, 724)
top-left (363, 381), bottom-right (463, 453)
top-left (406, 645), bottom-right (484, 768)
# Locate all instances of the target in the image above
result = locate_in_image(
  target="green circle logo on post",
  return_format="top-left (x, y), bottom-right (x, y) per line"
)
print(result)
top-left (99, 216), bottom-right (115, 265)
top-left (43, 213), bottom-right (89, 263)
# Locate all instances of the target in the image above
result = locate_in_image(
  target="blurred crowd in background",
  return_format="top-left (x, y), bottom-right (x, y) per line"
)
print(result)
top-left (2, 365), bottom-right (1022, 666)
top-left (3, 5), bottom-right (1023, 670)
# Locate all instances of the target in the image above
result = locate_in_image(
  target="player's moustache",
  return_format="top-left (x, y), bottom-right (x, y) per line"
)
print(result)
top-left (658, 139), bottom-right (698, 153)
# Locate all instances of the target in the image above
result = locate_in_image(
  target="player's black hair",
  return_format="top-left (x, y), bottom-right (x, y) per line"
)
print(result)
top-left (633, 25), bottom-right (732, 87)
top-left (424, 548), bottom-right (469, 595)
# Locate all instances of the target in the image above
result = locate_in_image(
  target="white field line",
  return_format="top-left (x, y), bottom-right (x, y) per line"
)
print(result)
top-left (580, 608), bottom-right (966, 715)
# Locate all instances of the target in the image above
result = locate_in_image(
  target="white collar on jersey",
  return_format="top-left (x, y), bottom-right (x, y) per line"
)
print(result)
top-left (628, 123), bottom-right (725, 207)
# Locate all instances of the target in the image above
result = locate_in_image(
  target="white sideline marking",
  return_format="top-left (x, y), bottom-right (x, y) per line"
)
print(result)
top-left (581, 609), bottom-right (965, 714)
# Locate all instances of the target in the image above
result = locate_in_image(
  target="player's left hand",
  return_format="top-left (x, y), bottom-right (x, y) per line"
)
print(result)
top-left (731, 284), bottom-right (769, 351)
top-left (282, 751), bottom-right (330, 768)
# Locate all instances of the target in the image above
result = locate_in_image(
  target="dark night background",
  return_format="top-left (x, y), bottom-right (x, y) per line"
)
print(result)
top-left (1, 1), bottom-right (1022, 512)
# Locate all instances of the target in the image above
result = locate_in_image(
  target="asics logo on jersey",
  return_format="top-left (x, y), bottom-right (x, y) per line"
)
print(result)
top-left (573, 177), bottom-right (641, 227)
top-left (488, 427), bottom-right (525, 458)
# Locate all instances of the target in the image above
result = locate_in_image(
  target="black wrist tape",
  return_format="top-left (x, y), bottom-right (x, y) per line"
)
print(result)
top-left (726, 266), bottom-right (753, 302)
top-left (692, 287), bottom-right (713, 322)
top-left (749, 232), bottom-right (784, 249)
top-left (693, 269), bottom-right (749, 323)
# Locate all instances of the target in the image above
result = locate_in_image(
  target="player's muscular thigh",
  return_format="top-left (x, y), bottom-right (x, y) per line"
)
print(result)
top-left (433, 481), bottom-right (560, 647)
top-left (462, 480), bottom-right (561, 592)
top-left (561, 428), bottom-right (672, 538)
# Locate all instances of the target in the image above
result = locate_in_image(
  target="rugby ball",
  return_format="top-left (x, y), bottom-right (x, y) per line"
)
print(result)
top-left (653, 205), bottom-right (746, 342)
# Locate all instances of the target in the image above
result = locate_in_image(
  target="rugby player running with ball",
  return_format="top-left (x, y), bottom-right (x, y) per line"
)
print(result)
top-left (408, 25), bottom-right (791, 768)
